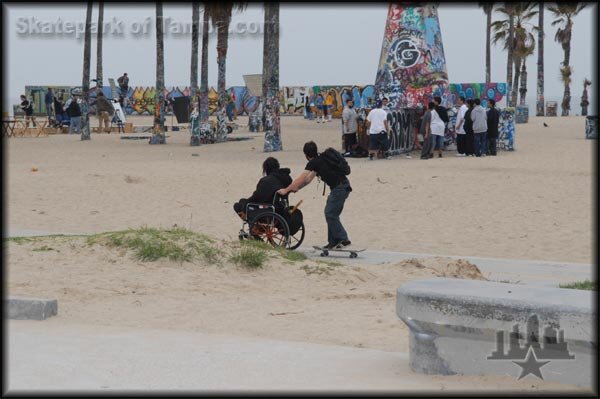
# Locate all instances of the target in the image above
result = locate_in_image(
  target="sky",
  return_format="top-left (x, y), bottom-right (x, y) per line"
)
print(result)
top-left (3, 2), bottom-right (597, 114)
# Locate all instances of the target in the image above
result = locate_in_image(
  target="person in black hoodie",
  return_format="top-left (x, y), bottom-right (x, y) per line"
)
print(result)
top-left (486, 99), bottom-right (500, 156)
top-left (463, 99), bottom-right (475, 156)
top-left (234, 157), bottom-right (292, 220)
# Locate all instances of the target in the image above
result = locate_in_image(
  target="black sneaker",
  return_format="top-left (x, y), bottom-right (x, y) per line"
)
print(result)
top-left (322, 243), bottom-right (334, 249)
top-left (332, 240), bottom-right (351, 249)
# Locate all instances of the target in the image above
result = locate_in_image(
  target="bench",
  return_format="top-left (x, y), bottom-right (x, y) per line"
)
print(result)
top-left (396, 278), bottom-right (596, 389)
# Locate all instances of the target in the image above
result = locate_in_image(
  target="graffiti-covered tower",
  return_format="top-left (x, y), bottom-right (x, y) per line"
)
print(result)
top-left (375, 3), bottom-right (449, 109)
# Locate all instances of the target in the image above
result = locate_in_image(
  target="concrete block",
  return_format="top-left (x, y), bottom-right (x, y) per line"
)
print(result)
top-left (5, 297), bottom-right (58, 320)
top-left (397, 278), bottom-right (596, 389)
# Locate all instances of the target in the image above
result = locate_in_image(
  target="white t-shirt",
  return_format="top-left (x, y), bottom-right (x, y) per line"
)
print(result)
top-left (430, 109), bottom-right (446, 136)
top-left (367, 108), bottom-right (388, 134)
top-left (455, 104), bottom-right (468, 134)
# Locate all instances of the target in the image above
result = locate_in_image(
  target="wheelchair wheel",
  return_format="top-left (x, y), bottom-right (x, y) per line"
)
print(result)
top-left (286, 222), bottom-right (305, 250)
top-left (249, 212), bottom-right (290, 248)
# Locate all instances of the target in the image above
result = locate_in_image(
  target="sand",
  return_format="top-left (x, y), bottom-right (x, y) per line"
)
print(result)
top-left (6, 115), bottom-right (594, 263)
top-left (5, 114), bottom-right (595, 392)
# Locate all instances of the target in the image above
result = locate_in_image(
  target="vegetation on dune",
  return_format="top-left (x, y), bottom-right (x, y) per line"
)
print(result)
top-left (87, 226), bottom-right (220, 263)
top-left (559, 280), bottom-right (596, 291)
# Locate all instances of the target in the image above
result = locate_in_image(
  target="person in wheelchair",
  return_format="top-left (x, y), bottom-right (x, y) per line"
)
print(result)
top-left (234, 157), bottom-right (292, 221)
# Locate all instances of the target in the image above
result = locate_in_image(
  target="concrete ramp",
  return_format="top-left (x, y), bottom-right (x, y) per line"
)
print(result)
top-left (396, 278), bottom-right (596, 389)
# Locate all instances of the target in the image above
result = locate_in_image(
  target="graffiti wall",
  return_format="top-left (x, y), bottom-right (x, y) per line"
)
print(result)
top-left (20, 82), bottom-right (508, 120)
top-left (375, 4), bottom-right (450, 109)
top-left (447, 83), bottom-right (508, 108)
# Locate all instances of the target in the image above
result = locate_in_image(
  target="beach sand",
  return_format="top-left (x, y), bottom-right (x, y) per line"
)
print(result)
top-left (7, 114), bottom-right (594, 263)
top-left (5, 114), bottom-right (595, 392)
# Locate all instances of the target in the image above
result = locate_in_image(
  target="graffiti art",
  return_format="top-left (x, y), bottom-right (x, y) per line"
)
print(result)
top-left (375, 4), bottom-right (450, 109)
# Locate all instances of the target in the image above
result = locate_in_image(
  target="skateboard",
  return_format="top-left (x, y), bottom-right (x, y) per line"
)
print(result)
top-left (312, 245), bottom-right (365, 259)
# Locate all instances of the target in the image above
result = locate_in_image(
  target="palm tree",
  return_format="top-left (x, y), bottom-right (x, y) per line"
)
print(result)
top-left (190, 1), bottom-right (200, 102)
top-left (479, 3), bottom-right (493, 83)
top-left (536, 2), bottom-right (544, 116)
top-left (517, 42), bottom-right (535, 106)
top-left (96, 0), bottom-right (104, 88)
top-left (580, 78), bottom-right (591, 116)
top-left (548, 3), bottom-right (586, 116)
top-left (262, 3), bottom-right (281, 152)
top-left (81, 1), bottom-right (93, 141)
top-left (200, 3), bottom-right (215, 122)
top-left (151, 1), bottom-right (166, 144)
top-left (492, 3), bottom-right (538, 107)
top-left (211, 3), bottom-right (247, 140)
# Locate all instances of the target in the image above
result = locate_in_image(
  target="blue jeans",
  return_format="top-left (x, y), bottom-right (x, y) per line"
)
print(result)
top-left (433, 134), bottom-right (444, 150)
top-left (473, 133), bottom-right (484, 156)
top-left (480, 131), bottom-right (488, 154)
top-left (324, 181), bottom-right (351, 245)
top-left (69, 116), bottom-right (81, 134)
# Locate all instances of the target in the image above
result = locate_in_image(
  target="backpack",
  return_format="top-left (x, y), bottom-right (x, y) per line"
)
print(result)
top-left (320, 147), bottom-right (351, 176)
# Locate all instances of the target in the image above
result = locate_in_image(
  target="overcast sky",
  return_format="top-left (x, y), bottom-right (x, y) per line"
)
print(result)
top-left (3, 2), bottom-right (597, 113)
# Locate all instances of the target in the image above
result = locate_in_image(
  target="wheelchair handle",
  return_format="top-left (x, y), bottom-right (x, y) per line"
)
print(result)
top-left (289, 199), bottom-right (303, 214)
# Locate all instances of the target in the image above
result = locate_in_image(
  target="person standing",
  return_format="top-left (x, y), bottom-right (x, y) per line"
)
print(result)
top-left (470, 98), bottom-right (488, 157)
top-left (277, 141), bottom-right (352, 250)
top-left (366, 100), bottom-right (390, 160)
top-left (324, 92), bottom-right (334, 122)
top-left (315, 94), bottom-right (325, 123)
top-left (66, 95), bottom-right (82, 134)
top-left (95, 91), bottom-right (115, 133)
top-left (117, 73), bottom-right (129, 96)
top-left (20, 94), bottom-right (36, 127)
top-left (44, 88), bottom-right (54, 121)
top-left (420, 102), bottom-right (434, 159)
top-left (53, 95), bottom-right (66, 126)
top-left (430, 101), bottom-right (446, 158)
top-left (341, 99), bottom-right (358, 154)
top-left (454, 96), bottom-right (468, 156)
top-left (486, 99), bottom-right (500, 156)
top-left (463, 99), bottom-right (475, 156)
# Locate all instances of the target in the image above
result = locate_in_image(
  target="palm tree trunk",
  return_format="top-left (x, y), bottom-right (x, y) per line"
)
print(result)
top-left (190, 2), bottom-right (199, 101)
top-left (263, 3), bottom-right (282, 152)
top-left (215, 11), bottom-right (231, 141)
top-left (152, 1), bottom-right (166, 143)
top-left (81, 1), bottom-right (93, 141)
top-left (216, 16), bottom-right (229, 106)
top-left (96, 1), bottom-right (103, 88)
top-left (561, 22), bottom-right (572, 116)
top-left (507, 14), bottom-right (515, 107)
top-left (485, 9), bottom-right (491, 83)
top-left (512, 56), bottom-right (521, 108)
top-left (536, 3), bottom-right (544, 116)
top-left (519, 59), bottom-right (528, 106)
top-left (200, 5), bottom-right (209, 122)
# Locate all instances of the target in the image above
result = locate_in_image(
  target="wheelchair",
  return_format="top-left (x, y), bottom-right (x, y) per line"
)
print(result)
top-left (238, 193), bottom-right (305, 250)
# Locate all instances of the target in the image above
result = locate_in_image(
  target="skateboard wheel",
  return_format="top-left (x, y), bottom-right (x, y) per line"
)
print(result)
top-left (350, 252), bottom-right (357, 258)
top-left (321, 251), bottom-right (328, 257)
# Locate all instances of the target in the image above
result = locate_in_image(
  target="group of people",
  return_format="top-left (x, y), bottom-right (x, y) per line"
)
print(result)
top-left (235, 141), bottom-right (352, 251)
top-left (453, 97), bottom-right (499, 157)
top-left (338, 93), bottom-right (501, 160)
top-left (42, 88), bottom-right (82, 133)
top-left (421, 96), bottom-right (499, 159)
top-left (308, 93), bottom-right (334, 123)
top-left (341, 97), bottom-right (412, 160)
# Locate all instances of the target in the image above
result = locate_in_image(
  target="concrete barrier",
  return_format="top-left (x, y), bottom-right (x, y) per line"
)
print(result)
top-left (5, 297), bottom-right (58, 320)
top-left (396, 278), bottom-right (596, 389)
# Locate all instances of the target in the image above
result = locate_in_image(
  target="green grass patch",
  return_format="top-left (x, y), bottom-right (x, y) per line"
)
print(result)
top-left (559, 280), bottom-right (597, 291)
top-left (32, 245), bottom-right (56, 252)
top-left (277, 248), bottom-right (307, 262)
top-left (229, 246), bottom-right (268, 268)
top-left (87, 227), bottom-right (221, 263)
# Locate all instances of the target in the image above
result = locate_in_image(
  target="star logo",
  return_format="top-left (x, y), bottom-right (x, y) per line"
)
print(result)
top-left (512, 347), bottom-right (551, 380)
